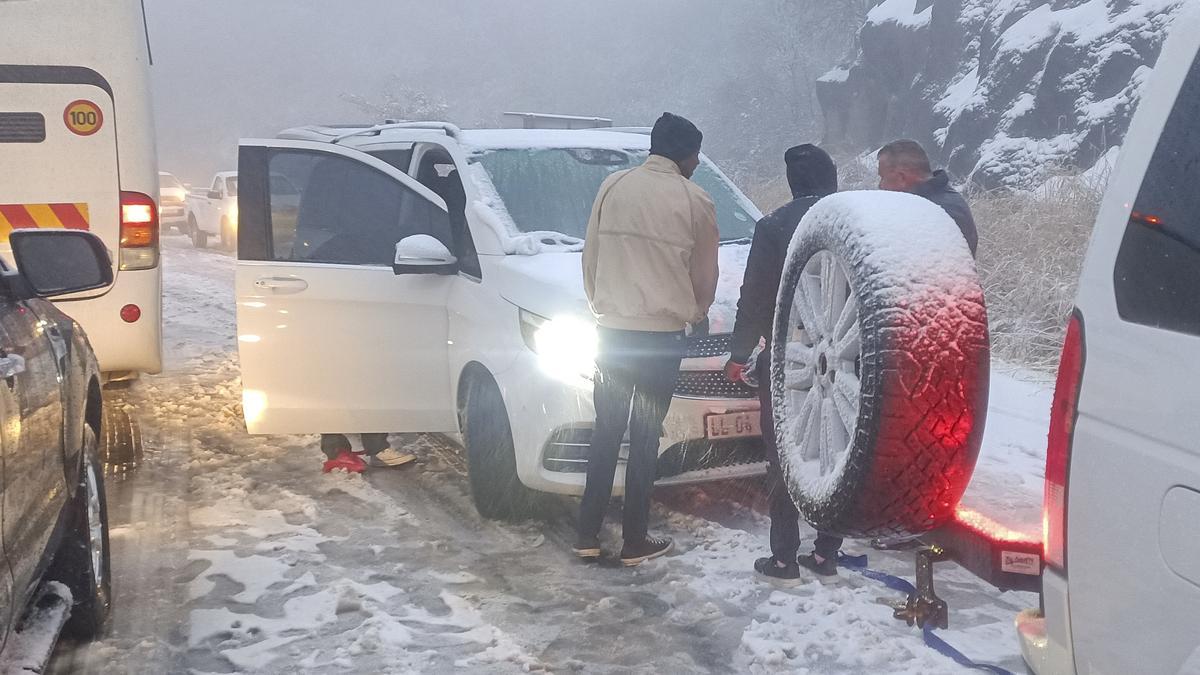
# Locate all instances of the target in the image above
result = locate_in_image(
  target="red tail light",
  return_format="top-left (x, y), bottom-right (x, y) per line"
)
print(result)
top-left (119, 191), bottom-right (159, 271)
top-left (1044, 311), bottom-right (1085, 571)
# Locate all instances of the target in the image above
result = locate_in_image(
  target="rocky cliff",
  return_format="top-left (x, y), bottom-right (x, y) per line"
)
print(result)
top-left (817, 0), bottom-right (1186, 189)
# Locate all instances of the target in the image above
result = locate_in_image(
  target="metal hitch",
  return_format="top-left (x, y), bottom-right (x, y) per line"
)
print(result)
top-left (894, 545), bottom-right (950, 629)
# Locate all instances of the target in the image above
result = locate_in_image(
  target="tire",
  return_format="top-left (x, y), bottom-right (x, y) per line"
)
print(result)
top-left (100, 403), bottom-right (142, 469)
top-left (770, 191), bottom-right (989, 540)
top-left (190, 216), bottom-right (208, 249)
top-left (48, 426), bottom-right (111, 638)
top-left (462, 374), bottom-right (538, 520)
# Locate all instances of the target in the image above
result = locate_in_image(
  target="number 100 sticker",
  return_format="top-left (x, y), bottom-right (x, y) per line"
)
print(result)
top-left (64, 100), bottom-right (104, 136)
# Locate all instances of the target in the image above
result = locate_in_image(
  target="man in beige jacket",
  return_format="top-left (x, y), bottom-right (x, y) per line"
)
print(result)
top-left (575, 112), bottom-right (720, 566)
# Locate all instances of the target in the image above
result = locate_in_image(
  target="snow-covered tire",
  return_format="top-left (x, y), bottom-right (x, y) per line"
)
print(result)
top-left (191, 223), bottom-right (208, 249)
top-left (462, 374), bottom-right (538, 521)
top-left (770, 191), bottom-right (989, 540)
top-left (49, 426), bottom-right (112, 638)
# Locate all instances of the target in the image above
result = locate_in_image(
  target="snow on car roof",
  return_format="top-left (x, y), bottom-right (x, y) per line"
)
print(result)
top-left (457, 129), bottom-right (650, 152)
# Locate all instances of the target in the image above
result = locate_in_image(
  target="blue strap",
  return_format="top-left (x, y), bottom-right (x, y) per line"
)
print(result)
top-left (836, 553), bottom-right (1015, 675)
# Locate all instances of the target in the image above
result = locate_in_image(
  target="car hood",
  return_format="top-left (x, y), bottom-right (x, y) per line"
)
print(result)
top-left (491, 244), bottom-right (752, 333)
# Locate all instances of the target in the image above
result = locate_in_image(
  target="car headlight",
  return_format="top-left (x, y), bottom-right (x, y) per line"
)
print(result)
top-left (228, 203), bottom-right (239, 227)
top-left (519, 309), bottom-right (598, 385)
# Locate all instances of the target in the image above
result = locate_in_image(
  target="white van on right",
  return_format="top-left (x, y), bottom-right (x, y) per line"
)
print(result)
top-left (1017, 5), bottom-right (1200, 674)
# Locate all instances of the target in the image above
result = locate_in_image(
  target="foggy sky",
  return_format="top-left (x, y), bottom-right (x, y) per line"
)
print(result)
top-left (145, 1), bottom-right (833, 189)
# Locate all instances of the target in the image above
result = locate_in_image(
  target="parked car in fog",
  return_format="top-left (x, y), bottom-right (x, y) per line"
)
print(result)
top-left (185, 171), bottom-right (238, 250)
top-left (158, 172), bottom-right (188, 232)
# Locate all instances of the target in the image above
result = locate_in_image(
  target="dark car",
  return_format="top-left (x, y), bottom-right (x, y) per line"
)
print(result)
top-left (0, 229), bottom-right (115, 663)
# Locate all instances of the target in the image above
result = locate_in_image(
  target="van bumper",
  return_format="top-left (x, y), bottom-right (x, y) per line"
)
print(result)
top-left (54, 267), bottom-right (163, 374)
top-left (1017, 570), bottom-right (1075, 675)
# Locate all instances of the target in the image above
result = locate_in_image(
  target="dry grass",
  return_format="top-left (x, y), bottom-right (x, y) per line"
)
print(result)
top-left (970, 171), bottom-right (1104, 371)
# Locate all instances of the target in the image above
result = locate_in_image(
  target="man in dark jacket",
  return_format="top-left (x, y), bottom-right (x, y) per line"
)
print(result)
top-left (877, 139), bottom-right (978, 256)
top-left (724, 144), bottom-right (843, 583)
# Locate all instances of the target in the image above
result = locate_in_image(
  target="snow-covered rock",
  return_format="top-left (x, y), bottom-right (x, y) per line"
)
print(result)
top-left (818, 0), bottom-right (1186, 190)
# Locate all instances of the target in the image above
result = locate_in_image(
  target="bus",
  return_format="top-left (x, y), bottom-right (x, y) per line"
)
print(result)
top-left (0, 0), bottom-right (162, 379)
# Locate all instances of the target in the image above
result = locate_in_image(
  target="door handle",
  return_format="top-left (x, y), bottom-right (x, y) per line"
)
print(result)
top-left (254, 277), bottom-right (308, 294)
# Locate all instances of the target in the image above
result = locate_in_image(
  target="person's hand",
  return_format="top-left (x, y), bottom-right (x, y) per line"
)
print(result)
top-left (724, 358), bottom-right (747, 384)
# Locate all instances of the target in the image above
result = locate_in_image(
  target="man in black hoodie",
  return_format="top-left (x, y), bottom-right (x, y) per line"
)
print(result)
top-left (877, 139), bottom-right (978, 256)
top-left (725, 144), bottom-right (843, 583)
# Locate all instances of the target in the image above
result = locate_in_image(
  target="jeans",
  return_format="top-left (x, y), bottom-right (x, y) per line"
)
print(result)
top-left (321, 433), bottom-right (388, 459)
top-left (758, 357), bottom-right (842, 561)
top-left (578, 328), bottom-right (685, 545)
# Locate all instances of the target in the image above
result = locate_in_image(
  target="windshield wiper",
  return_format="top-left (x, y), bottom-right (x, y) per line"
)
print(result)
top-left (720, 237), bottom-right (752, 246)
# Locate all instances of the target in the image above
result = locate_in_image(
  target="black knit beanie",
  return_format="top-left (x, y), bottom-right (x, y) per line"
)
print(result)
top-left (784, 144), bottom-right (838, 198)
top-left (650, 113), bottom-right (703, 162)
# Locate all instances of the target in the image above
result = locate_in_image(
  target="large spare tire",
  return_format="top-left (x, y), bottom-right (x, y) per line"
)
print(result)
top-left (770, 191), bottom-right (989, 540)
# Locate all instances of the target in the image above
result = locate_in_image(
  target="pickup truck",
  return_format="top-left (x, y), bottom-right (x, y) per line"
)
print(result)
top-left (185, 171), bottom-right (237, 250)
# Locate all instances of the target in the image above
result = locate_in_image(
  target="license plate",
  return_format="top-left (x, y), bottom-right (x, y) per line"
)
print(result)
top-left (705, 411), bottom-right (761, 439)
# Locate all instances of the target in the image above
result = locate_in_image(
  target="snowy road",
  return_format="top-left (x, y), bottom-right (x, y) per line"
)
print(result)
top-left (49, 236), bottom-right (1045, 674)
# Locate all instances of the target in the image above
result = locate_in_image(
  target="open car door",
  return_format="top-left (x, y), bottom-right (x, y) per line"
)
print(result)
top-left (235, 139), bottom-right (458, 435)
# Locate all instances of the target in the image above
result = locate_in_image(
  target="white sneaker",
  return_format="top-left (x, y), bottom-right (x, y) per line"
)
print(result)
top-left (371, 448), bottom-right (417, 467)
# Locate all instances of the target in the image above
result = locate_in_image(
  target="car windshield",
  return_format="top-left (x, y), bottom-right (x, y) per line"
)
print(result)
top-left (159, 174), bottom-right (183, 190)
top-left (471, 148), bottom-right (757, 242)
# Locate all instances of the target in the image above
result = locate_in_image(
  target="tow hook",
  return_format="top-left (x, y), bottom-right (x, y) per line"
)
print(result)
top-left (894, 545), bottom-right (950, 629)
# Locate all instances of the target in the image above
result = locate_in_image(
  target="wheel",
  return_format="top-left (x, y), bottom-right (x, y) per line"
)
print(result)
top-left (100, 403), bottom-right (142, 469)
top-left (48, 426), bottom-right (111, 638)
top-left (463, 374), bottom-right (538, 520)
top-left (770, 191), bottom-right (989, 540)
top-left (192, 227), bottom-right (208, 249)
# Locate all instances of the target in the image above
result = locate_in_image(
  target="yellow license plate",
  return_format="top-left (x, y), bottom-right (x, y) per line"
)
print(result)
top-left (704, 411), bottom-right (761, 439)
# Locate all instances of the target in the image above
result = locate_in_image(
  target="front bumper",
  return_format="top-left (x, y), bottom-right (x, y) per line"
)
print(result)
top-left (498, 333), bottom-right (766, 496)
top-left (1017, 570), bottom-right (1075, 674)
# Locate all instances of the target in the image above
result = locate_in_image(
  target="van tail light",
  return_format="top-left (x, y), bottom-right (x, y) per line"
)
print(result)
top-left (1044, 310), bottom-right (1086, 572)
top-left (119, 191), bottom-right (159, 271)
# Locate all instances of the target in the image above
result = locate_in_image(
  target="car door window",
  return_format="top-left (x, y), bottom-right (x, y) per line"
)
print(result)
top-left (264, 150), bottom-right (451, 266)
top-left (226, 177), bottom-right (238, 198)
top-left (211, 176), bottom-right (222, 193)
top-left (1114, 52), bottom-right (1200, 337)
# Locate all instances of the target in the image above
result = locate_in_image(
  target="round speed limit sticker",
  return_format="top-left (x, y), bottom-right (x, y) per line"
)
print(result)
top-left (63, 100), bottom-right (104, 136)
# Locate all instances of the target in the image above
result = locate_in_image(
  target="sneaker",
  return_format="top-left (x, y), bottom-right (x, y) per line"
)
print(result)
top-left (572, 536), bottom-right (601, 560)
top-left (620, 535), bottom-right (674, 567)
top-left (754, 556), bottom-right (803, 587)
top-left (323, 449), bottom-right (366, 474)
top-left (797, 553), bottom-right (839, 581)
top-left (369, 448), bottom-right (417, 468)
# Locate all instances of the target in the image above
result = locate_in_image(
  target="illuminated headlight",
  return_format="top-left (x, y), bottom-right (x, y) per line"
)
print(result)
top-left (519, 309), bottom-right (598, 385)
top-left (228, 203), bottom-right (239, 227)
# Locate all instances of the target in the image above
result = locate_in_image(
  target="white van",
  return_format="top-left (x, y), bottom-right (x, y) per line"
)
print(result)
top-left (1017, 5), bottom-right (1200, 673)
top-left (235, 122), bottom-right (767, 519)
top-left (0, 0), bottom-right (162, 378)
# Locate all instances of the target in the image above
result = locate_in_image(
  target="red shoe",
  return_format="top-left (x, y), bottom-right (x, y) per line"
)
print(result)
top-left (322, 449), bottom-right (366, 474)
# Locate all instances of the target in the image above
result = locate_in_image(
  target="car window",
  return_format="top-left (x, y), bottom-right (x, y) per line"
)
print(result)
top-left (367, 149), bottom-right (414, 173)
top-left (470, 148), bottom-right (756, 242)
top-left (264, 150), bottom-right (452, 266)
top-left (226, 177), bottom-right (239, 198)
top-left (211, 176), bottom-right (222, 192)
top-left (1114, 52), bottom-right (1200, 337)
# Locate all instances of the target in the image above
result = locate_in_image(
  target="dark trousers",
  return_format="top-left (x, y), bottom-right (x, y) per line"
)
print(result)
top-left (578, 328), bottom-right (685, 545)
top-left (321, 433), bottom-right (388, 459)
top-left (758, 357), bottom-right (842, 561)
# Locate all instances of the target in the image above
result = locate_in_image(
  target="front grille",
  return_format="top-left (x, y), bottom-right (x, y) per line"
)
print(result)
top-left (685, 332), bottom-right (732, 358)
top-left (0, 113), bottom-right (46, 143)
top-left (675, 371), bottom-right (757, 399)
top-left (541, 427), bottom-right (765, 480)
top-left (657, 438), bottom-right (765, 479)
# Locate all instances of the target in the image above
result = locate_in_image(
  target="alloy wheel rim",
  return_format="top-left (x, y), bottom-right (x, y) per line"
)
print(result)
top-left (782, 250), bottom-right (863, 484)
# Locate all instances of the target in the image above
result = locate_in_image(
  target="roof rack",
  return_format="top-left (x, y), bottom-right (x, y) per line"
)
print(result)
top-left (330, 120), bottom-right (463, 144)
top-left (598, 126), bottom-right (652, 135)
top-left (502, 112), bottom-right (613, 130)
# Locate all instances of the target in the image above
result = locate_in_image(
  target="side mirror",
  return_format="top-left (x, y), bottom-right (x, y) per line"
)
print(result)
top-left (393, 234), bottom-right (458, 276)
top-left (208, 189), bottom-right (222, 200)
top-left (8, 230), bottom-right (113, 298)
